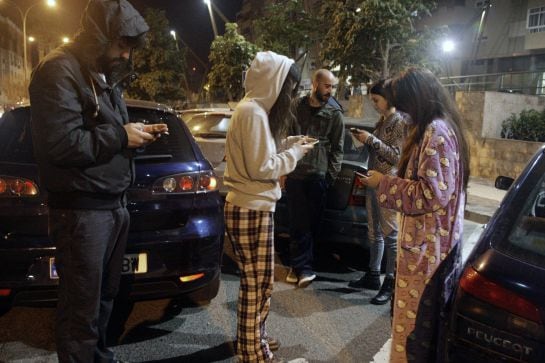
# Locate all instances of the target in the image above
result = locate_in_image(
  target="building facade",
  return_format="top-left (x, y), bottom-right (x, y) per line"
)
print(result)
top-left (0, 13), bottom-right (25, 104)
top-left (423, 0), bottom-right (545, 94)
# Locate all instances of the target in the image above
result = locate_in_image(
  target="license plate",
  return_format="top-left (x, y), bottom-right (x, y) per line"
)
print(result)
top-left (121, 253), bottom-right (148, 274)
top-left (49, 253), bottom-right (148, 279)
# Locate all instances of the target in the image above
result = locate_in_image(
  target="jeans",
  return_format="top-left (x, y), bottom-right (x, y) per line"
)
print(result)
top-left (49, 207), bottom-right (130, 363)
top-left (366, 189), bottom-right (397, 277)
top-left (286, 177), bottom-right (327, 275)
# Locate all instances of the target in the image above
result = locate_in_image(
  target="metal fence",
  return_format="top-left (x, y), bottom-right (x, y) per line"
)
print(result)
top-left (440, 70), bottom-right (545, 96)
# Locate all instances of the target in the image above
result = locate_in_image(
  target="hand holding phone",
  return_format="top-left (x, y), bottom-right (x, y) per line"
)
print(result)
top-left (350, 127), bottom-right (360, 134)
top-left (144, 123), bottom-right (169, 137)
top-left (302, 136), bottom-right (319, 145)
top-left (355, 171), bottom-right (368, 178)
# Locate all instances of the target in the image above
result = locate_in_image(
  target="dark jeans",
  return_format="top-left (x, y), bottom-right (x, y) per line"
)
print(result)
top-left (286, 177), bottom-right (327, 275)
top-left (49, 207), bottom-right (130, 363)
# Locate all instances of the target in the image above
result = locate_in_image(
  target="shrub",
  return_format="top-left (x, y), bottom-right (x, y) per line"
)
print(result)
top-left (501, 109), bottom-right (545, 142)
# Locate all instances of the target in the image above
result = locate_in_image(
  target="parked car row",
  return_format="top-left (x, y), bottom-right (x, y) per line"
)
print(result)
top-left (5, 100), bottom-right (543, 363)
top-left (0, 100), bottom-right (225, 311)
top-left (180, 108), bottom-right (374, 253)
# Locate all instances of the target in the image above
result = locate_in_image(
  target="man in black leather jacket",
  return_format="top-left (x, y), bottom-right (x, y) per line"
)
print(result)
top-left (29, 1), bottom-right (166, 362)
top-left (285, 69), bottom-right (345, 288)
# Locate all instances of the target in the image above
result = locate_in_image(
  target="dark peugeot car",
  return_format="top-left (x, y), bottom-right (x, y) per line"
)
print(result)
top-left (0, 100), bottom-right (224, 310)
top-left (446, 146), bottom-right (545, 362)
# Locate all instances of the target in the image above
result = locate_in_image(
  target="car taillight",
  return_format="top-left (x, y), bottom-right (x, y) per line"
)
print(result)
top-left (349, 172), bottom-right (366, 205)
top-left (0, 288), bottom-right (11, 296)
top-left (459, 266), bottom-right (541, 323)
top-left (0, 176), bottom-right (39, 198)
top-left (152, 171), bottom-right (219, 194)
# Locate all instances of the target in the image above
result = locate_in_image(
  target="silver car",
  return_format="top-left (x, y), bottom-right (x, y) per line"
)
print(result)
top-left (182, 110), bottom-right (233, 196)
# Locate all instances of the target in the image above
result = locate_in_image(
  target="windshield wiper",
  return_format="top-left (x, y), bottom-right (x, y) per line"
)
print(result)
top-left (134, 154), bottom-right (173, 161)
top-left (194, 132), bottom-right (226, 138)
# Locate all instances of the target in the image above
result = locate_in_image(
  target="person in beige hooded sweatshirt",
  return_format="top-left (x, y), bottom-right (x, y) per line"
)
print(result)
top-left (224, 51), bottom-right (313, 363)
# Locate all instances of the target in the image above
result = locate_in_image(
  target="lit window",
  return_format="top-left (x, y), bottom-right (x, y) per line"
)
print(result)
top-left (527, 6), bottom-right (545, 33)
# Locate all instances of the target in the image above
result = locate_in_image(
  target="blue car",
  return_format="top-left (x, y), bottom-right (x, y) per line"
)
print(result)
top-left (0, 100), bottom-right (224, 310)
top-left (446, 146), bottom-right (545, 362)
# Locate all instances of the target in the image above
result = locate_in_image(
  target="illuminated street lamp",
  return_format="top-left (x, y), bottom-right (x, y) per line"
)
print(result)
top-left (442, 39), bottom-right (456, 53)
top-left (0, 0), bottom-right (57, 81)
top-left (203, 0), bottom-right (218, 38)
top-left (170, 30), bottom-right (180, 51)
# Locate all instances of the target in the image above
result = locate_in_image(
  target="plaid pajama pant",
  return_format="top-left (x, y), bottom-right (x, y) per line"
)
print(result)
top-left (224, 201), bottom-right (275, 363)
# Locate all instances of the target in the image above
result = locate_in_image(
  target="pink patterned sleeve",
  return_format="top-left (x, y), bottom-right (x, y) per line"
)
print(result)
top-left (376, 120), bottom-right (459, 215)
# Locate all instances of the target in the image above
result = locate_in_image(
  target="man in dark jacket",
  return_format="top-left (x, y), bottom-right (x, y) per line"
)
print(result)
top-left (285, 69), bottom-right (345, 288)
top-left (28, 1), bottom-right (166, 362)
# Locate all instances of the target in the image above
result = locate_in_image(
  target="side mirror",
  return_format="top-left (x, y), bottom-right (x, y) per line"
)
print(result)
top-left (495, 176), bottom-right (514, 190)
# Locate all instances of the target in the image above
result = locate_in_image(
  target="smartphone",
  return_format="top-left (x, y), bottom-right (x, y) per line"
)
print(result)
top-left (350, 127), bottom-right (359, 134)
top-left (303, 137), bottom-right (319, 145)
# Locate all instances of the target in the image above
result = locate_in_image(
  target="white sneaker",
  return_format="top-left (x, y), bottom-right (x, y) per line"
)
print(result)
top-left (285, 268), bottom-right (298, 283)
top-left (297, 272), bottom-right (316, 288)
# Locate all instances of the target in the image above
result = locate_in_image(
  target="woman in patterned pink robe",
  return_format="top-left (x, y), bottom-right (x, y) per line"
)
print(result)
top-left (361, 68), bottom-right (470, 362)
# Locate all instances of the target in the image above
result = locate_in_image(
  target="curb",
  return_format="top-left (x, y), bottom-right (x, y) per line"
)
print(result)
top-left (464, 209), bottom-right (491, 224)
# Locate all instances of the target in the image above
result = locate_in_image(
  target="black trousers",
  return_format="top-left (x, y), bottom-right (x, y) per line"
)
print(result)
top-left (49, 207), bottom-right (130, 363)
top-left (285, 177), bottom-right (327, 275)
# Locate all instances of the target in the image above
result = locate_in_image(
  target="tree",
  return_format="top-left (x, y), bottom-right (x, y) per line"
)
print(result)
top-left (252, 0), bottom-right (319, 60)
top-left (207, 23), bottom-right (259, 102)
top-left (127, 8), bottom-right (186, 104)
top-left (320, 0), bottom-right (440, 84)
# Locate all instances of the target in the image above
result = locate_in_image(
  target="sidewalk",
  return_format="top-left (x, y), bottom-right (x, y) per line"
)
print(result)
top-left (371, 176), bottom-right (506, 363)
top-left (465, 176), bottom-right (506, 224)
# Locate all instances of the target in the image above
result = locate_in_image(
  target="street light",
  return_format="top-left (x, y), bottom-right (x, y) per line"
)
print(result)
top-left (442, 39), bottom-right (456, 53)
top-left (0, 0), bottom-right (57, 81)
top-left (170, 29), bottom-right (181, 52)
top-left (203, 0), bottom-right (218, 37)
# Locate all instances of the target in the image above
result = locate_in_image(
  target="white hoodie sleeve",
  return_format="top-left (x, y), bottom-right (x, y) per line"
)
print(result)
top-left (240, 108), bottom-right (305, 181)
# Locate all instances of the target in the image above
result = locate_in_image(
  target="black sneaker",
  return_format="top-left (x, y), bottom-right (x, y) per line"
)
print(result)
top-left (348, 272), bottom-right (381, 290)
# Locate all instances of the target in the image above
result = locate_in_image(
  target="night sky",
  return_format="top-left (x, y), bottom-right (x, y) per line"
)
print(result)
top-left (2, 0), bottom-right (243, 70)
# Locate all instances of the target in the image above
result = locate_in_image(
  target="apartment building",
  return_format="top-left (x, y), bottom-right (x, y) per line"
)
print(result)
top-left (422, 0), bottom-right (545, 93)
top-left (0, 13), bottom-right (24, 104)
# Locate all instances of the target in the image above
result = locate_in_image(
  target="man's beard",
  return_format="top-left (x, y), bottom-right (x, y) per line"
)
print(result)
top-left (99, 51), bottom-right (137, 90)
top-left (315, 89), bottom-right (331, 104)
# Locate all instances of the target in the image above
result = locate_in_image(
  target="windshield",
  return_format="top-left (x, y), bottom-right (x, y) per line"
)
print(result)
top-left (129, 107), bottom-right (195, 162)
top-left (495, 159), bottom-right (545, 268)
top-left (0, 108), bottom-right (34, 163)
top-left (0, 107), bottom-right (195, 164)
top-left (185, 114), bottom-right (231, 138)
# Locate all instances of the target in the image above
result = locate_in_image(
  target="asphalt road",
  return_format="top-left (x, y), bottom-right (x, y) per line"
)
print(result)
top-left (0, 220), bottom-right (483, 363)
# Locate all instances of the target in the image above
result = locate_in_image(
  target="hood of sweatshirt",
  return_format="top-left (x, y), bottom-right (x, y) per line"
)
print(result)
top-left (243, 51), bottom-right (294, 114)
top-left (71, 0), bottom-right (149, 71)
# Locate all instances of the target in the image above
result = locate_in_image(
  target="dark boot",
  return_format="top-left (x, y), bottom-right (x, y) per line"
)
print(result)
top-left (370, 276), bottom-right (395, 305)
top-left (348, 271), bottom-right (381, 290)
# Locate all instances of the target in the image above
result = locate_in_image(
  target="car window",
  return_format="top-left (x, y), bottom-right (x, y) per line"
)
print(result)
top-left (129, 107), bottom-right (195, 162)
top-left (497, 169), bottom-right (545, 268)
top-left (0, 107), bottom-right (196, 164)
top-left (0, 108), bottom-right (34, 163)
top-left (185, 114), bottom-right (230, 138)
